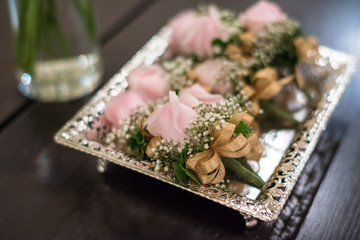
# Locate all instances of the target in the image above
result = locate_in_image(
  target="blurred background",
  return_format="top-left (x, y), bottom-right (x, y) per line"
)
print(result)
top-left (0, 1), bottom-right (359, 239)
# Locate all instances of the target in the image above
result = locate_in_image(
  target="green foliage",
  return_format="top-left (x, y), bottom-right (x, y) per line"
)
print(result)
top-left (172, 161), bottom-right (188, 182)
top-left (173, 147), bottom-right (201, 184)
top-left (15, 0), bottom-right (97, 75)
top-left (228, 34), bottom-right (242, 46)
top-left (252, 19), bottom-right (305, 71)
top-left (222, 157), bottom-right (265, 189)
top-left (234, 121), bottom-right (253, 136)
top-left (126, 128), bottom-right (147, 158)
top-left (212, 38), bottom-right (226, 48)
top-left (212, 34), bottom-right (242, 57)
top-left (259, 100), bottom-right (299, 127)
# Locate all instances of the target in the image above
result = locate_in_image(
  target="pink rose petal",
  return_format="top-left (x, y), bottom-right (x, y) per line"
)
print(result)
top-left (168, 7), bottom-right (231, 57)
top-left (145, 91), bottom-right (199, 143)
top-left (103, 89), bottom-right (146, 128)
top-left (238, 1), bottom-right (285, 32)
top-left (128, 64), bottom-right (169, 102)
top-left (180, 84), bottom-right (223, 107)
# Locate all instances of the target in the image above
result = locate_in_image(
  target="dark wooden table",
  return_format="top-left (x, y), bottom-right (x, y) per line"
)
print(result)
top-left (0, 1), bottom-right (359, 239)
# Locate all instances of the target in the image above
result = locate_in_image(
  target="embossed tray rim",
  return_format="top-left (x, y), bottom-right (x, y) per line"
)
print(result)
top-left (54, 26), bottom-right (357, 222)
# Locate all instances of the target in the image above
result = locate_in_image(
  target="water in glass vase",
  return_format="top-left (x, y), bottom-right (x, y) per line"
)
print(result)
top-left (18, 50), bottom-right (102, 102)
top-left (8, 0), bottom-right (103, 102)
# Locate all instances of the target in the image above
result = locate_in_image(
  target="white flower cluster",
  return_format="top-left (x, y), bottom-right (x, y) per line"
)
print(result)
top-left (215, 58), bottom-right (238, 94)
top-left (252, 19), bottom-right (301, 67)
top-left (115, 105), bottom-right (152, 143)
top-left (218, 9), bottom-right (241, 34)
top-left (161, 56), bottom-right (194, 91)
top-left (197, 5), bottom-right (239, 35)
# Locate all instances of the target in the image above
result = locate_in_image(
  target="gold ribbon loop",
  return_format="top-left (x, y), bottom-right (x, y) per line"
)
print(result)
top-left (246, 144), bottom-right (264, 161)
top-left (239, 32), bottom-right (255, 56)
top-left (138, 118), bottom-right (152, 139)
top-left (186, 150), bottom-right (225, 184)
top-left (245, 133), bottom-right (264, 161)
top-left (254, 81), bottom-right (281, 100)
top-left (210, 161), bottom-right (225, 183)
top-left (228, 111), bottom-right (254, 125)
top-left (218, 143), bottom-right (251, 158)
top-left (246, 133), bottom-right (259, 147)
top-left (226, 44), bottom-right (243, 61)
top-left (252, 68), bottom-right (278, 87)
top-left (294, 36), bottom-right (319, 63)
top-left (248, 101), bottom-right (260, 116)
top-left (293, 37), bottom-right (320, 88)
top-left (195, 151), bottom-right (221, 175)
top-left (278, 75), bottom-right (295, 86)
top-left (198, 161), bottom-right (225, 184)
top-left (185, 149), bottom-right (214, 170)
top-left (251, 68), bottom-right (294, 100)
top-left (242, 83), bottom-right (256, 98)
top-left (211, 122), bottom-right (236, 148)
top-left (215, 134), bottom-right (248, 156)
top-left (145, 136), bottom-right (161, 159)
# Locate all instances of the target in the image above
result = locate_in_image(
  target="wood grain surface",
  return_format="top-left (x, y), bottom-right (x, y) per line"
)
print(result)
top-left (0, 1), bottom-right (359, 239)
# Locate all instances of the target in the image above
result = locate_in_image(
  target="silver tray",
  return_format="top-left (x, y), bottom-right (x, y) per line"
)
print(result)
top-left (54, 26), bottom-right (356, 223)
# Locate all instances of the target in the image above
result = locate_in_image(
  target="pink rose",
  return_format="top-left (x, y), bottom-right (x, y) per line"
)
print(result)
top-left (169, 7), bottom-right (230, 58)
top-left (193, 59), bottom-right (228, 93)
top-left (145, 91), bottom-right (199, 143)
top-left (179, 84), bottom-right (223, 108)
top-left (238, 1), bottom-right (285, 32)
top-left (128, 64), bottom-right (169, 102)
top-left (103, 89), bottom-right (146, 128)
top-left (168, 11), bottom-right (197, 54)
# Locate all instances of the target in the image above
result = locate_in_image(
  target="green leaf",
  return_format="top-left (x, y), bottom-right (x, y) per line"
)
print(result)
top-left (222, 157), bottom-right (265, 189)
top-left (259, 100), bottom-right (300, 126)
top-left (292, 26), bottom-right (305, 39)
top-left (138, 148), bottom-right (145, 159)
top-left (135, 130), bottom-right (145, 144)
top-left (180, 164), bottom-right (201, 184)
top-left (126, 128), bottom-right (148, 157)
top-left (172, 162), bottom-right (187, 182)
top-left (173, 146), bottom-right (201, 184)
top-left (176, 146), bottom-right (188, 166)
top-left (211, 38), bottom-right (226, 47)
top-left (234, 121), bottom-right (253, 136)
top-left (236, 157), bottom-right (253, 172)
top-left (228, 34), bottom-right (242, 45)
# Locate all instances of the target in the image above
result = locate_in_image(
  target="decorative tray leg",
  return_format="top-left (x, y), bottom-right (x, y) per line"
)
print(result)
top-left (242, 214), bottom-right (259, 228)
top-left (97, 158), bottom-right (108, 174)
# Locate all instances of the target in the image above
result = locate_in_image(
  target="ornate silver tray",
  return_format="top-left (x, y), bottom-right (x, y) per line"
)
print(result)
top-left (54, 26), bottom-right (356, 223)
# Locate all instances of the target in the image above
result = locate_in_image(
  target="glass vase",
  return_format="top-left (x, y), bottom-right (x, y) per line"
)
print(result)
top-left (8, 0), bottom-right (103, 102)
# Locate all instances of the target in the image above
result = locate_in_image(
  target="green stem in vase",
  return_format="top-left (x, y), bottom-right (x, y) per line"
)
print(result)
top-left (222, 157), bottom-right (265, 189)
top-left (16, 0), bottom-right (41, 75)
top-left (73, 0), bottom-right (97, 43)
top-left (15, 0), bottom-right (97, 76)
top-left (39, 1), bottom-right (57, 59)
top-left (46, 0), bottom-right (72, 57)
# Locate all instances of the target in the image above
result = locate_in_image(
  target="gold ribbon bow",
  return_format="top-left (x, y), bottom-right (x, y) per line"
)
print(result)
top-left (185, 111), bottom-right (262, 184)
top-left (226, 32), bottom-right (255, 61)
top-left (238, 68), bottom-right (294, 116)
top-left (251, 68), bottom-right (294, 101)
top-left (145, 136), bottom-right (161, 159)
top-left (293, 37), bottom-right (320, 88)
top-left (294, 37), bottom-right (319, 63)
